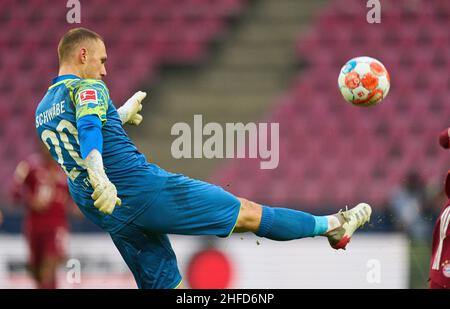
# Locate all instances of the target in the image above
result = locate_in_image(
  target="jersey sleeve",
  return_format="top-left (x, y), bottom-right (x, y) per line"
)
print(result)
top-left (73, 79), bottom-right (110, 124)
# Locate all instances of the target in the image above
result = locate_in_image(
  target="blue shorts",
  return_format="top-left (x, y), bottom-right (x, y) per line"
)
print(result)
top-left (110, 174), bottom-right (241, 289)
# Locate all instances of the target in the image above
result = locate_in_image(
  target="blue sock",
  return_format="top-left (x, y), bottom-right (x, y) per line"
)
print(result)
top-left (256, 206), bottom-right (329, 241)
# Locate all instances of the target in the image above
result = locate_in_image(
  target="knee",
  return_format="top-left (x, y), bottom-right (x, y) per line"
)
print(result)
top-left (234, 198), bottom-right (262, 232)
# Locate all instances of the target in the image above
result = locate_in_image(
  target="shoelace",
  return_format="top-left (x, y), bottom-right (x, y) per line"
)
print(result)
top-left (340, 205), bottom-right (368, 227)
top-left (337, 206), bottom-right (349, 223)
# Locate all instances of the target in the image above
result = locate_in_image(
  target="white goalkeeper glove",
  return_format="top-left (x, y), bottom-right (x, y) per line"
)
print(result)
top-left (117, 91), bottom-right (147, 126)
top-left (85, 150), bottom-right (121, 215)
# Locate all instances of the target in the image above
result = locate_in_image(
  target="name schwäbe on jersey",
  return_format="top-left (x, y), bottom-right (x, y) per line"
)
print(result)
top-left (35, 100), bottom-right (66, 128)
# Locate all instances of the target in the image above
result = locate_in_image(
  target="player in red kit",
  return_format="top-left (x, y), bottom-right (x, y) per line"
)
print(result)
top-left (429, 130), bottom-right (450, 288)
top-left (11, 148), bottom-right (72, 289)
top-left (429, 171), bottom-right (450, 289)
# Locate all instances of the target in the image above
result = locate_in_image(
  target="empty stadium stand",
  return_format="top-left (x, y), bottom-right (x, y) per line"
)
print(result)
top-left (0, 0), bottom-right (247, 196)
top-left (213, 0), bottom-right (450, 209)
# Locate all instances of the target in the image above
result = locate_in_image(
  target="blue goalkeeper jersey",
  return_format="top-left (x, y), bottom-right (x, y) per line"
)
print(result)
top-left (35, 75), bottom-right (171, 233)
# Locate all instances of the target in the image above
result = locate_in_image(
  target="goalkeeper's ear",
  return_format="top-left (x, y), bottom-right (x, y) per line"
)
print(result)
top-left (439, 128), bottom-right (450, 149)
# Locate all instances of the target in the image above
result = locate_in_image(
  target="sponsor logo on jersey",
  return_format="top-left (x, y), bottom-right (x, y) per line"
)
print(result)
top-left (79, 89), bottom-right (98, 106)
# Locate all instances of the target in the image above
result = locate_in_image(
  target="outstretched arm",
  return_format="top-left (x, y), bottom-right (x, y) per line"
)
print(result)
top-left (117, 91), bottom-right (147, 126)
top-left (73, 80), bottom-right (122, 214)
top-left (78, 115), bottom-right (121, 215)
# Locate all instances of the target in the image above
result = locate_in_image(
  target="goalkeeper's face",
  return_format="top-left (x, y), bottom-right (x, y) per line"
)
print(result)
top-left (82, 39), bottom-right (107, 80)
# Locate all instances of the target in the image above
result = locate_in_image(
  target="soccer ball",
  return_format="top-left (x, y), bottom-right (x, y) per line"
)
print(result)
top-left (338, 56), bottom-right (390, 107)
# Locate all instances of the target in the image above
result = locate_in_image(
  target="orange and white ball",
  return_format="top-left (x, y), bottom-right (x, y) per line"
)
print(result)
top-left (338, 56), bottom-right (390, 107)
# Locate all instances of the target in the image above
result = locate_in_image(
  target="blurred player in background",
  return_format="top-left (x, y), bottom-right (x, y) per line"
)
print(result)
top-left (429, 130), bottom-right (450, 289)
top-left (389, 171), bottom-right (431, 241)
top-left (34, 27), bottom-right (372, 289)
top-left (11, 146), bottom-right (72, 289)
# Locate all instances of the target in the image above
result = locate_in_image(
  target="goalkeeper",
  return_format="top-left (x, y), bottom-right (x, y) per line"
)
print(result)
top-left (35, 28), bottom-right (372, 289)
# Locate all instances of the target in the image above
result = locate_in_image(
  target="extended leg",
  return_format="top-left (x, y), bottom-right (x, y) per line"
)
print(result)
top-left (233, 198), bottom-right (341, 238)
top-left (233, 198), bottom-right (372, 249)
